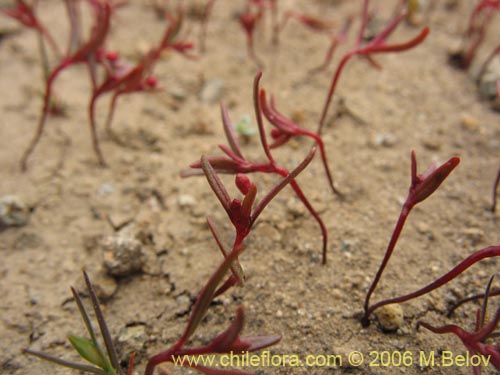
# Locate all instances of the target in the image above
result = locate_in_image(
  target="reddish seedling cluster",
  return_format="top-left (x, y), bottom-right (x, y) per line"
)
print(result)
top-left (1, 0), bottom-right (60, 56)
top-left (183, 72), bottom-right (329, 264)
top-left (2, 0), bottom-right (194, 170)
top-left (145, 151), bottom-right (314, 375)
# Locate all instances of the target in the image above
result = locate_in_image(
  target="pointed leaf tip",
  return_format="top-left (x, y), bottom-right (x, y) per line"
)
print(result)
top-left (68, 335), bottom-right (108, 369)
top-left (409, 152), bottom-right (460, 206)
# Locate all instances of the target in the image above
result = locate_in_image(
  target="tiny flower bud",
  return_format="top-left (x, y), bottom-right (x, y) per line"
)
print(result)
top-left (235, 174), bottom-right (252, 195)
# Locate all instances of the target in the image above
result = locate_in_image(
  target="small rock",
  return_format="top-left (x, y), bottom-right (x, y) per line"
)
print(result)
top-left (97, 183), bottom-right (115, 197)
top-left (0, 195), bottom-right (30, 228)
top-left (460, 114), bottom-right (480, 132)
top-left (199, 79), bottom-right (225, 104)
top-left (168, 86), bottom-right (187, 102)
top-left (340, 239), bottom-right (360, 253)
top-left (276, 310), bottom-right (283, 318)
top-left (177, 194), bottom-right (196, 208)
top-left (101, 235), bottom-right (145, 277)
top-left (375, 304), bottom-right (404, 332)
top-left (174, 294), bottom-right (192, 316)
top-left (373, 133), bottom-right (397, 148)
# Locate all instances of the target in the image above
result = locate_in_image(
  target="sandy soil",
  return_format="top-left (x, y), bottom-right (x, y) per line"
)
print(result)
top-left (1, 0), bottom-right (499, 374)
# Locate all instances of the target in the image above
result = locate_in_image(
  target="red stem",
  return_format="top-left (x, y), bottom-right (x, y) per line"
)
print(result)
top-left (317, 52), bottom-right (354, 134)
top-left (20, 62), bottom-right (66, 171)
top-left (365, 246), bottom-right (500, 321)
top-left (362, 203), bottom-right (412, 326)
top-left (491, 165), bottom-right (500, 212)
top-left (300, 129), bottom-right (342, 196)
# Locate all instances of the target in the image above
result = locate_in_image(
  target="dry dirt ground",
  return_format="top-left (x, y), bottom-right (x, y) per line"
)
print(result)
top-left (1, 0), bottom-right (499, 374)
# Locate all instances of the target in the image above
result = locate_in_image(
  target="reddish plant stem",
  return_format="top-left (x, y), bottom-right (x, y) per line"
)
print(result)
top-left (364, 246), bottom-right (500, 325)
top-left (362, 203), bottom-right (411, 325)
top-left (20, 62), bottom-right (65, 170)
top-left (491, 165), bottom-right (500, 212)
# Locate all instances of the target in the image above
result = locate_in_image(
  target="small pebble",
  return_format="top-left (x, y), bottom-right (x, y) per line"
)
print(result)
top-left (97, 183), bottom-right (115, 197)
top-left (460, 114), bottom-right (480, 132)
top-left (375, 304), bottom-right (404, 332)
top-left (373, 133), bottom-right (397, 148)
top-left (0, 195), bottom-right (30, 228)
top-left (101, 235), bottom-right (145, 277)
top-left (177, 194), bottom-right (196, 208)
top-left (168, 86), bottom-right (187, 102)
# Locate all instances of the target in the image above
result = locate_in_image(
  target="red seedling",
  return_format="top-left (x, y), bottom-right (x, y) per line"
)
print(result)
top-left (311, 16), bottom-right (353, 73)
top-left (2, 0), bottom-right (60, 56)
top-left (278, 9), bottom-right (353, 73)
top-left (20, 0), bottom-right (113, 170)
top-left (318, 0), bottom-right (429, 133)
top-left (418, 277), bottom-right (500, 374)
top-left (89, 50), bottom-right (159, 140)
top-left (362, 150), bottom-right (460, 326)
top-left (183, 72), bottom-right (329, 264)
top-left (92, 7), bottom-right (194, 137)
top-left (259, 86), bottom-right (342, 196)
top-left (449, 0), bottom-right (500, 70)
top-left (238, 3), bottom-right (264, 68)
top-left (158, 7), bottom-right (197, 60)
top-left (145, 153), bottom-right (314, 375)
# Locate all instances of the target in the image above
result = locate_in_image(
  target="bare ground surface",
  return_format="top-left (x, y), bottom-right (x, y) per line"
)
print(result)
top-left (1, 1), bottom-right (500, 374)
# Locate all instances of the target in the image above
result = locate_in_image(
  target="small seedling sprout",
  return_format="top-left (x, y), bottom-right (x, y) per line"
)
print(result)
top-left (23, 270), bottom-right (132, 375)
top-left (362, 151), bottom-right (459, 326)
